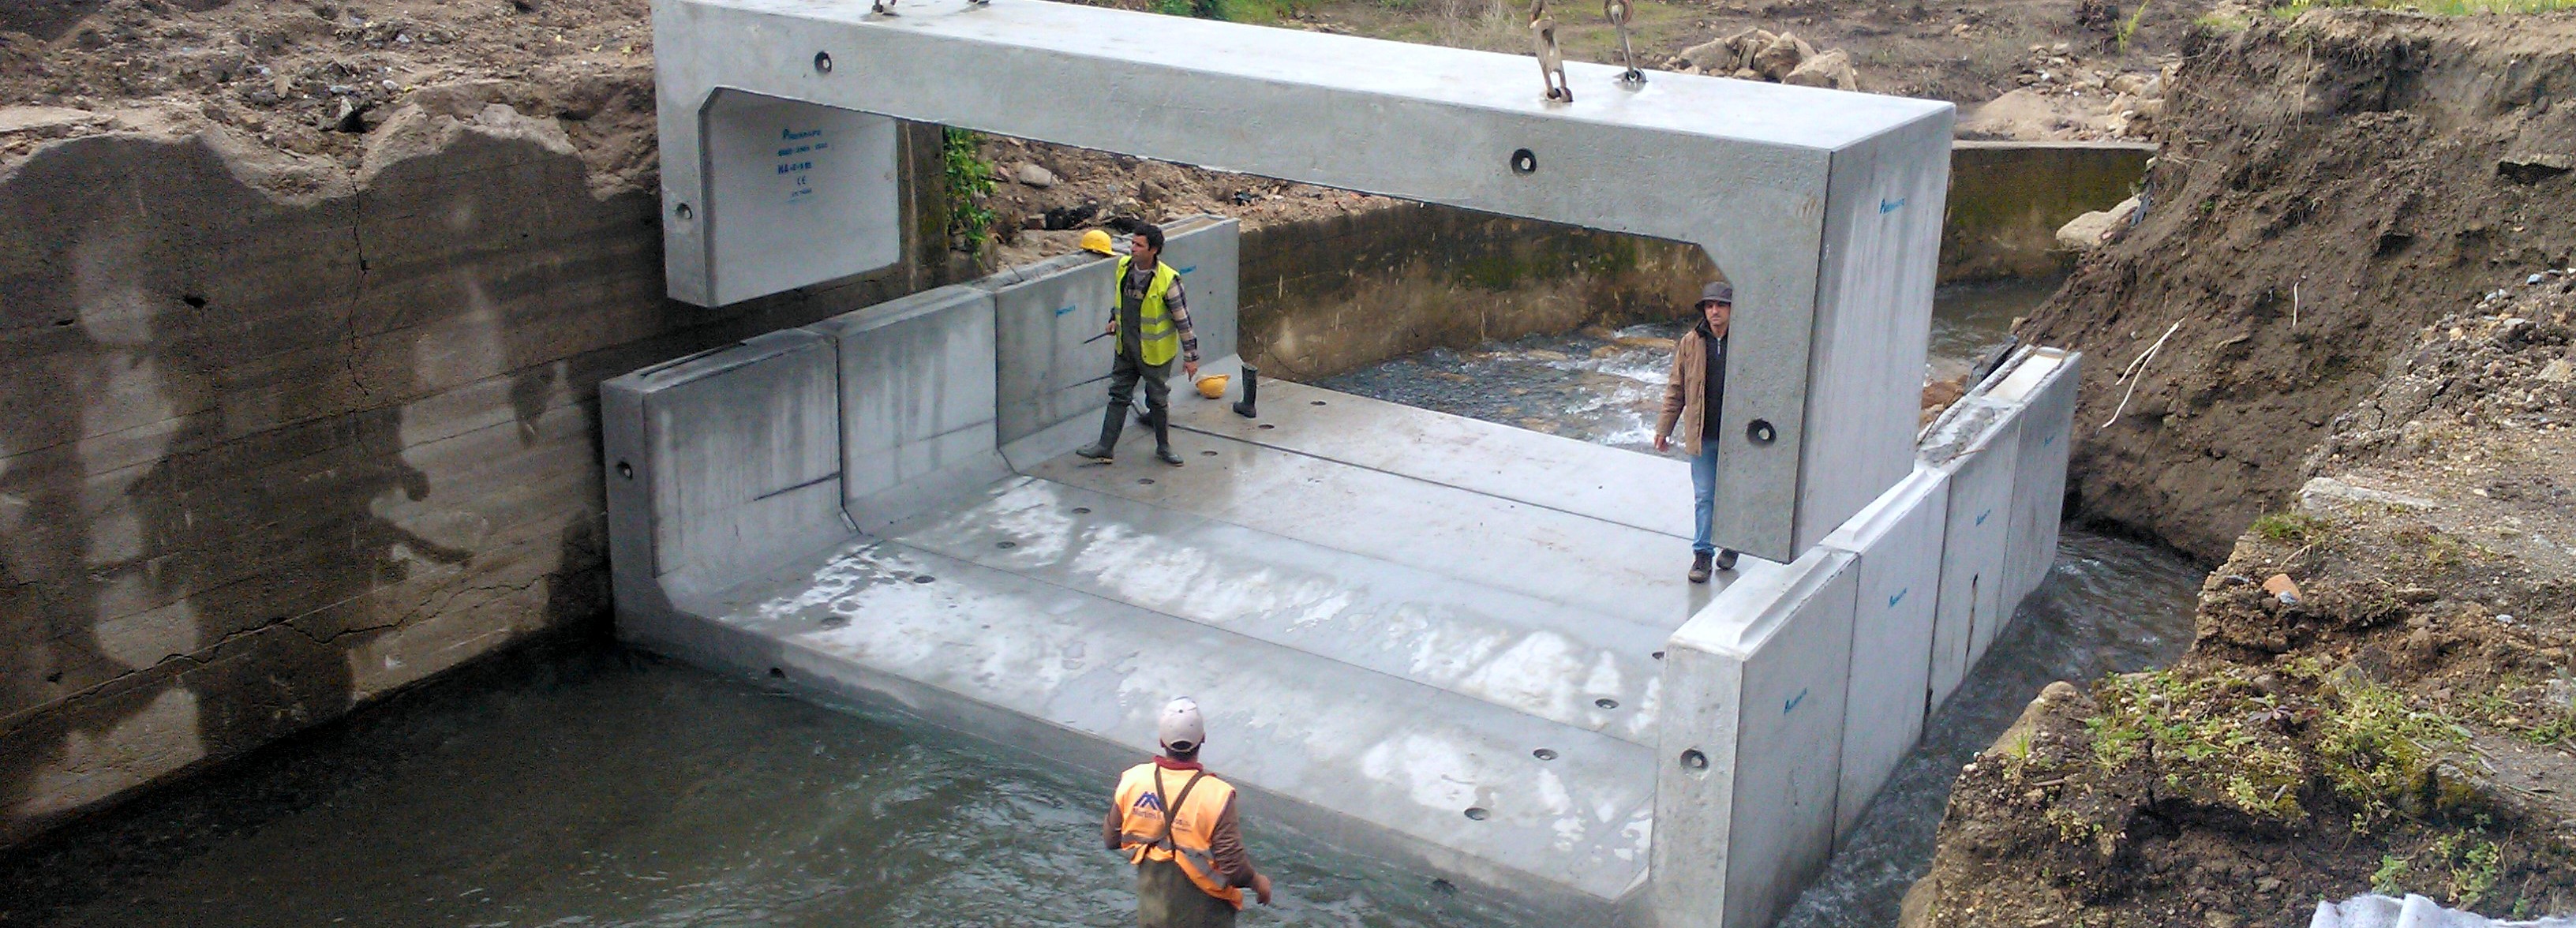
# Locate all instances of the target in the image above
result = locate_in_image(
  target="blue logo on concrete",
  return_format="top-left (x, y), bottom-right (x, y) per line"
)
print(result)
top-left (1889, 588), bottom-right (1907, 608)
top-left (2043, 432), bottom-right (2057, 447)
top-left (1178, 264), bottom-right (1197, 275)
top-left (1784, 687), bottom-right (1808, 715)
top-left (1054, 305), bottom-right (1076, 316)
top-left (1975, 509), bottom-right (1990, 526)
top-left (1879, 196), bottom-right (1906, 214)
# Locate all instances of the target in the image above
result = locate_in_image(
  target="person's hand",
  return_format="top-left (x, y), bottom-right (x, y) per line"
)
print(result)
top-left (1653, 433), bottom-right (1671, 453)
top-left (1184, 360), bottom-right (1200, 379)
top-left (1104, 318), bottom-right (1118, 336)
top-left (1251, 873), bottom-right (1273, 905)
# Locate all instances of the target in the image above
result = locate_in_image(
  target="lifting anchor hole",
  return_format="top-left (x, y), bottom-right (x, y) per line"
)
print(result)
top-left (1510, 148), bottom-right (1537, 175)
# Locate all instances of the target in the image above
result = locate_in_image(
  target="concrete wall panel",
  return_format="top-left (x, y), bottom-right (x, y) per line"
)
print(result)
top-left (1993, 349), bottom-right (2080, 609)
top-left (702, 92), bottom-right (903, 305)
top-left (602, 330), bottom-right (846, 602)
top-left (983, 254), bottom-right (1117, 447)
top-left (803, 284), bottom-right (1009, 531)
top-left (1818, 465), bottom-right (1949, 843)
top-left (1923, 399), bottom-right (2020, 709)
top-left (1654, 548), bottom-right (1858, 928)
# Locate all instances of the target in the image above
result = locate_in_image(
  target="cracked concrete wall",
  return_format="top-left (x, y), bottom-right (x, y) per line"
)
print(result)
top-left (0, 103), bottom-right (950, 847)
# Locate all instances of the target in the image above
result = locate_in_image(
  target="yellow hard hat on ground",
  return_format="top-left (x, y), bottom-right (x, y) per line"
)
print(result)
top-left (1195, 374), bottom-right (1229, 399)
top-left (1079, 229), bottom-right (1116, 256)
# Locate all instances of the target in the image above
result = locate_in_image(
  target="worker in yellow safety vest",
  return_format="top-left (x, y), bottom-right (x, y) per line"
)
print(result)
top-left (1106, 697), bottom-right (1272, 927)
top-left (1076, 223), bottom-right (1200, 467)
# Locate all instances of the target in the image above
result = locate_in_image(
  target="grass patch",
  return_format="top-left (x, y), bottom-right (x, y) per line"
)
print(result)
top-left (2085, 672), bottom-right (2306, 819)
top-left (2253, 511), bottom-right (2331, 545)
top-left (2314, 673), bottom-right (2470, 829)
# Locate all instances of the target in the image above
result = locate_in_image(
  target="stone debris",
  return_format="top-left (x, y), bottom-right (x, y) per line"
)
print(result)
top-left (2297, 476), bottom-right (2440, 514)
top-left (1958, 47), bottom-right (2175, 142)
top-left (1667, 28), bottom-right (1857, 91)
top-left (1013, 162), bottom-right (1057, 188)
top-left (2308, 893), bottom-right (2576, 928)
top-left (2054, 194), bottom-right (2141, 252)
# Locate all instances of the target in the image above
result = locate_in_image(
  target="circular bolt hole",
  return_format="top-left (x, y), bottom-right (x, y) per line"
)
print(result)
top-left (1430, 878), bottom-right (1458, 896)
top-left (1747, 418), bottom-right (1777, 446)
top-left (813, 51), bottom-right (833, 73)
top-left (1071, 507), bottom-right (1092, 515)
top-left (1256, 423), bottom-right (1275, 430)
top-left (996, 541), bottom-right (1017, 549)
top-left (1463, 806), bottom-right (1490, 821)
top-left (1532, 748), bottom-right (1559, 761)
top-left (1310, 399), bottom-right (1327, 406)
top-left (1200, 450), bottom-right (1218, 456)
top-left (1510, 148), bottom-right (1537, 174)
top-left (1138, 478), bottom-right (1155, 485)
top-left (1680, 748), bottom-right (1709, 771)
top-left (1595, 698), bottom-right (1619, 709)
top-left (615, 461), bottom-right (633, 480)
top-left (912, 575), bottom-right (936, 584)
top-left (819, 616), bottom-right (848, 627)
top-left (673, 202), bottom-right (693, 221)
top-left (1651, 649), bottom-right (1664, 660)
top-left (768, 667), bottom-right (786, 679)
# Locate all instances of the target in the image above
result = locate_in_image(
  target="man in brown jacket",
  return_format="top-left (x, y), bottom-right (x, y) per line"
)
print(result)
top-left (1653, 281), bottom-right (1740, 582)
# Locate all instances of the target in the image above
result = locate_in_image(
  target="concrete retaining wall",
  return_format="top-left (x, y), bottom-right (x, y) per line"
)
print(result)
top-left (1819, 466), bottom-right (1950, 843)
top-left (1941, 141), bottom-right (2155, 283)
top-left (808, 285), bottom-right (1009, 532)
top-left (0, 107), bottom-right (954, 848)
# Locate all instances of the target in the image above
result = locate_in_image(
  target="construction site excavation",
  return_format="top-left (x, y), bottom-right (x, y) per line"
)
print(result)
top-left (3, 0), bottom-right (2574, 926)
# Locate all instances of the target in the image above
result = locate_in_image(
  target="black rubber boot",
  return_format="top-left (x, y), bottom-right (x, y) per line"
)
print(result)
top-left (1076, 402), bottom-right (1124, 462)
top-left (1713, 549), bottom-right (1739, 572)
top-left (1233, 365), bottom-right (1259, 418)
top-left (1151, 404), bottom-right (1183, 466)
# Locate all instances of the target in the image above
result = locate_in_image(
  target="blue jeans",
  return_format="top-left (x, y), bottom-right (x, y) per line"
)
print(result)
top-left (1690, 440), bottom-right (1721, 555)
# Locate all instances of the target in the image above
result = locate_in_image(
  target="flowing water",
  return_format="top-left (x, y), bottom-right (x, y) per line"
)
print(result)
top-left (3, 276), bottom-right (2203, 928)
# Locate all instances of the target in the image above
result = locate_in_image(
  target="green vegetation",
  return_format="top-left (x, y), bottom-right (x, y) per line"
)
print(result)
top-left (2115, 0), bottom-right (2154, 49)
top-left (1153, 0), bottom-right (1309, 23)
top-left (2252, 511), bottom-right (2331, 545)
top-left (2084, 671), bottom-right (2305, 819)
top-left (2267, 0), bottom-right (2576, 16)
top-left (2312, 673), bottom-right (2469, 829)
top-left (2372, 854), bottom-right (2413, 895)
top-left (942, 127), bottom-right (997, 254)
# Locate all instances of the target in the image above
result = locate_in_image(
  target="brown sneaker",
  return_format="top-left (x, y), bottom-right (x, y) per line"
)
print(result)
top-left (1714, 549), bottom-right (1739, 572)
top-left (1688, 551), bottom-right (1713, 584)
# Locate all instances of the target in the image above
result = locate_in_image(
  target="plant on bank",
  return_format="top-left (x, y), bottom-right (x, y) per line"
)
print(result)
top-left (943, 127), bottom-right (998, 253)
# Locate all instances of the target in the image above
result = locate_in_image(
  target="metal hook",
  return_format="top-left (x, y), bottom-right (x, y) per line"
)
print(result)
top-left (1604, 0), bottom-right (1646, 87)
top-left (1529, 0), bottom-right (1572, 103)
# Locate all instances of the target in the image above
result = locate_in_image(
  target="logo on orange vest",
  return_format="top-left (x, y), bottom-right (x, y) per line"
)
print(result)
top-left (1131, 792), bottom-right (1165, 814)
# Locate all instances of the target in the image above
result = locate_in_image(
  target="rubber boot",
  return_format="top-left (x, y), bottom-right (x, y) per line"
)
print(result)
top-left (1232, 365), bottom-right (1259, 418)
top-left (1151, 404), bottom-right (1183, 466)
top-left (1076, 402), bottom-right (1124, 462)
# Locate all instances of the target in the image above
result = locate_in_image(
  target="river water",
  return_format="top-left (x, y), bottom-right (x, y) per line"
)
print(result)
top-left (2, 278), bottom-right (2203, 928)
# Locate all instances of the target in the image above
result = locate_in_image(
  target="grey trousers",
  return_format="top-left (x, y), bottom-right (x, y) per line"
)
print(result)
top-left (1135, 859), bottom-right (1237, 928)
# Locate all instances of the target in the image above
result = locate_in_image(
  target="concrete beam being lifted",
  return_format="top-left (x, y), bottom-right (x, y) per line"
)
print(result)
top-left (653, 0), bottom-right (1948, 569)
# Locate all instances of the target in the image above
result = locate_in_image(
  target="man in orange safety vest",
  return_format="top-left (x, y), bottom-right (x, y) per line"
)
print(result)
top-left (1106, 697), bottom-right (1273, 927)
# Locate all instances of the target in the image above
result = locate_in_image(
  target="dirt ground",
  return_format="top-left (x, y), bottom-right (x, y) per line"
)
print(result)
top-left (2, 0), bottom-right (2188, 260)
top-left (2020, 8), bottom-right (2576, 563)
top-left (1911, 283), bottom-right (2576, 926)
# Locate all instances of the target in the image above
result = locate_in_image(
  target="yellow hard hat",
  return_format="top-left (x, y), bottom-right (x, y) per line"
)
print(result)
top-left (1079, 229), bottom-right (1116, 256)
top-left (1195, 374), bottom-right (1229, 399)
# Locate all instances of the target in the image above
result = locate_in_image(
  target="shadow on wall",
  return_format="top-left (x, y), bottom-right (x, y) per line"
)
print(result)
top-left (0, 107), bottom-right (941, 846)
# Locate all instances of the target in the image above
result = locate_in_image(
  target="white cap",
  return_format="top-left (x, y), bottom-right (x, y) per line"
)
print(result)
top-left (1158, 697), bottom-right (1206, 753)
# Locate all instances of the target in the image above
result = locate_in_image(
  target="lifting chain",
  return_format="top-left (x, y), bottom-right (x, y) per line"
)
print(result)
top-left (1604, 0), bottom-right (1645, 86)
top-left (1527, 0), bottom-right (1572, 103)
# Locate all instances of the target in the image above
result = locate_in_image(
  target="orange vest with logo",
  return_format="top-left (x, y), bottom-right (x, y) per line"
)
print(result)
top-left (1114, 761), bottom-right (1244, 908)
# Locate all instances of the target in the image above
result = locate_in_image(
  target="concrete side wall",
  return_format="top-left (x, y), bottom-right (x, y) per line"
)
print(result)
top-left (1925, 400), bottom-right (2022, 709)
top-left (0, 109), bottom-right (953, 848)
top-left (803, 284), bottom-right (1008, 532)
top-left (1655, 549), bottom-right (1859, 928)
top-left (1994, 349), bottom-right (2081, 609)
top-left (1795, 110), bottom-right (1953, 556)
top-left (1941, 141), bottom-right (2155, 283)
top-left (1819, 465), bottom-right (1949, 844)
